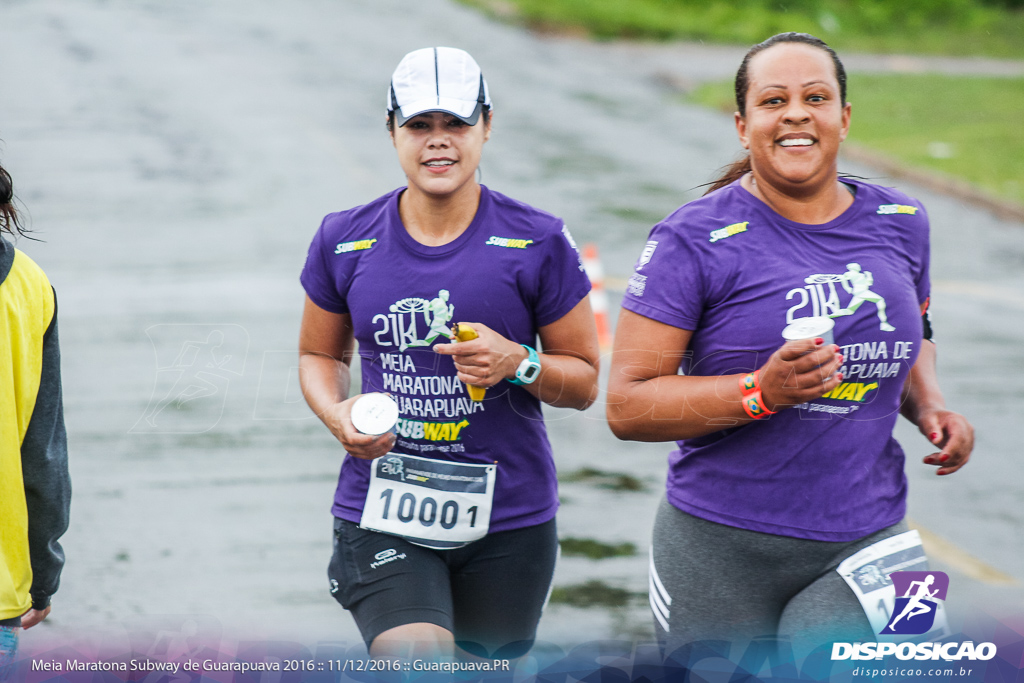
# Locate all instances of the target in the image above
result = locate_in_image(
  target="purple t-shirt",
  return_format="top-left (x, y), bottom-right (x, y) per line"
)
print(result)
top-left (622, 178), bottom-right (931, 541)
top-left (301, 185), bottom-right (591, 533)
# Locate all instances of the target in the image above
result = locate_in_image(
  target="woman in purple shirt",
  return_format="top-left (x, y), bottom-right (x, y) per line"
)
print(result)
top-left (608, 33), bottom-right (973, 654)
top-left (299, 47), bottom-right (598, 660)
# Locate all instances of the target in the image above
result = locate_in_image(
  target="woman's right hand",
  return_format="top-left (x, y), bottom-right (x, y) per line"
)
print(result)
top-left (759, 338), bottom-right (844, 411)
top-left (321, 394), bottom-right (396, 460)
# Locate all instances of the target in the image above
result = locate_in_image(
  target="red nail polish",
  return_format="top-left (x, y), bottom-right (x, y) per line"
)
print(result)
top-left (836, 373), bottom-right (843, 381)
top-left (930, 432), bottom-right (939, 441)
top-left (814, 337), bottom-right (824, 345)
top-left (940, 454), bottom-right (949, 462)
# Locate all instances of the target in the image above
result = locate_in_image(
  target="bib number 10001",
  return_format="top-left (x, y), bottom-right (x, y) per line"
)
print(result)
top-left (378, 489), bottom-right (479, 530)
top-left (360, 453), bottom-right (495, 549)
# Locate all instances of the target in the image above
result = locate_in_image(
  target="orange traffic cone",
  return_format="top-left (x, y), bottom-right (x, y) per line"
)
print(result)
top-left (582, 243), bottom-right (612, 350)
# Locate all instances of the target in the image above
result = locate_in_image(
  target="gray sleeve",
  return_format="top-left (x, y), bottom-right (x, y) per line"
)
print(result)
top-left (21, 289), bottom-right (71, 610)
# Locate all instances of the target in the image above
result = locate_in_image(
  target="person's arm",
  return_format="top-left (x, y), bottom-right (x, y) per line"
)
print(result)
top-left (433, 297), bottom-right (600, 410)
top-left (20, 295), bottom-right (71, 629)
top-left (298, 296), bottom-right (394, 460)
top-left (899, 333), bottom-right (973, 476)
top-left (606, 309), bottom-right (844, 441)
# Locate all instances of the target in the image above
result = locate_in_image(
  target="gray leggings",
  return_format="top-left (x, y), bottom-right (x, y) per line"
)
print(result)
top-left (650, 498), bottom-right (913, 655)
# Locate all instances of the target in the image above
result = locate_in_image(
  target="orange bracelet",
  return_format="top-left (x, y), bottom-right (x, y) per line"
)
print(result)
top-left (741, 389), bottom-right (776, 420)
top-left (739, 370), bottom-right (775, 418)
top-left (739, 370), bottom-right (760, 396)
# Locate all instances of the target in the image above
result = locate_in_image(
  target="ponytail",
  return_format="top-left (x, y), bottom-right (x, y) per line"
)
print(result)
top-left (704, 155), bottom-right (752, 196)
top-left (0, 162), bottom-right (25, 237)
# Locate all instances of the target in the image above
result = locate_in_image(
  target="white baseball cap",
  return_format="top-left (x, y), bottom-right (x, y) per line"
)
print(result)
top-left (387, 47), bottom-right (491, 127)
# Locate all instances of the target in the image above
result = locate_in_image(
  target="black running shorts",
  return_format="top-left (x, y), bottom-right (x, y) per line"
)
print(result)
top-left (328, 517), bottom-right (558, 658)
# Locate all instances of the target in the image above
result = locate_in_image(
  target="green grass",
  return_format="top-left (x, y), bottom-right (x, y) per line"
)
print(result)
top-left (549, 580), bottom-right (642, 608)
top-left (558, 466), bottom-right (647, 491)
top-left (458, 0), bottom-right (1024, 59)
top-left (560, 537), bottom-right (638, 559)
top-left (688, 74), bottom-right (1024, 205)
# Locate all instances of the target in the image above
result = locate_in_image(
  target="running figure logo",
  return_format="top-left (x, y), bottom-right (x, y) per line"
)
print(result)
top-left (831, 263), bottom-right (895, 331)
top-left (881, 571), bottom-right (949, 635)
top-left (802, 262), bottom-right (895, 332)
top-left (390, 290), bottom-right (454, 352)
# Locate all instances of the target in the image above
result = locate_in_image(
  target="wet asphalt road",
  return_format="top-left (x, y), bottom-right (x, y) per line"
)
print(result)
top-left (1, 0), bottom-right (1022, 654)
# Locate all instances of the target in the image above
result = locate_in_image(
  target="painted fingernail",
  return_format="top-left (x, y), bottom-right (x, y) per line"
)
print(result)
top-left (930, 432), bottom-right (939, 441)
top-left (940, 454), bottom-right (950, 462)
top-left (814, 337), bottom-right (824, 345)
top-left (836, 373), bottom-right (843, 381)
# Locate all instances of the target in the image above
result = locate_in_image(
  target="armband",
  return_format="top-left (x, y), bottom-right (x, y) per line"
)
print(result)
top-left (922, 297), bottom-right (934, 342)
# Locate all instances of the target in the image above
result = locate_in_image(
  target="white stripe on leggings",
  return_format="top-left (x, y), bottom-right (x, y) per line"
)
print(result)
top-left (649, 547), bottom-right (672, 605)
top-left (648, 547), bottom-right (671, 632)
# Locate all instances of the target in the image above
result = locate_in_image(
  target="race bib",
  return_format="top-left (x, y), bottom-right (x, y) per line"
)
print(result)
top-left (360, 453), bottom-right (496, 549)
top-left (837, 530), bottom-right (950, 640)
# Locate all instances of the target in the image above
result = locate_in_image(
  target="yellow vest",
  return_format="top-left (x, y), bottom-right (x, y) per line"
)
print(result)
top-left (1, 248), bottom-right (55, 619)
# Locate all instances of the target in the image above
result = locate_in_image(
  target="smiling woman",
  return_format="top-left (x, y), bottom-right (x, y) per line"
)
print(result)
top-left (297, 47), bottom-right (599, 661)
top-left (607, 32), bottom-right (974, 656)
top-left (735, 42), bottom-right (852, 220)
top-left (389, 110), bottom-right (491, 246)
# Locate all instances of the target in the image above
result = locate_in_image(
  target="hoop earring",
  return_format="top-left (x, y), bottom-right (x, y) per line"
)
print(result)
top-left (476, 166), bottom-right (483, 183)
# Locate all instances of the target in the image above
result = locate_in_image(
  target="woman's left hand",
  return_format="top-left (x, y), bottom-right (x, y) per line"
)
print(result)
top-left (433, 322), bottom-right (526, 388)
top-left (917, 409), bottom-right (974, 475)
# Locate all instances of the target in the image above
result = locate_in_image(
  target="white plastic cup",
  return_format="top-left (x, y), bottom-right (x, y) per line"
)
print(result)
top-left (350, 393), bottom-right (399, 436)
top-left (782, 316), bottom-right (835, 347)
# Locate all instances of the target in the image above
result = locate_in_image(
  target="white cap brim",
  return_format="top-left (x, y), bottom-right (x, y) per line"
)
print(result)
top-left (395, 96), bottom-right (483, 126)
